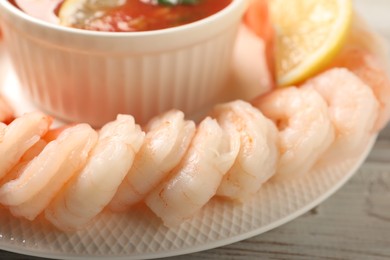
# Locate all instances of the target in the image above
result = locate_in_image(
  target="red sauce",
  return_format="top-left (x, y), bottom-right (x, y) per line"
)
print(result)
top-left (10, 0), bottom-right (232, 32)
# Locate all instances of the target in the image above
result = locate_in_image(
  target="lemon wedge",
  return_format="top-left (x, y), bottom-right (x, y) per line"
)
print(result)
top-left (269, 0), bottom-right (352, 86)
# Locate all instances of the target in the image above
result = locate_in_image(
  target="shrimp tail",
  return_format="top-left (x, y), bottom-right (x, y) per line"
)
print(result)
top-left (0, 95), bottom-right (14, 124)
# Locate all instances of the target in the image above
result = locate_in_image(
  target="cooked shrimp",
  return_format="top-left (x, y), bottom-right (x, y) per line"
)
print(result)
top-left (253, 87), bottom-right (335, 180)
top-left (0, 95), bottom-right (14, 124)
top-left (231, 24), bottom-right (274, 101)
top-left (302, 68), bottom-right (379, 164)
top-left (109, 110), bottom-right (195, 211)
top-left (0, 139), bottom-right (48, 187)
top-left (329, 16), bottom-right (390, 130)
top-left (45, 115), bottom-right (144, 231)
top-left (0, 123), bottom-right (6, 143)
top-left (334, 49), bottom-right (390, 130)
top-left (0, 112), bottom-right (52, 180)
top-left (211, 100), bottom-right (279, 200)
top-left (0, 124), bottom-right (98, 220)
top-left (43, 124), bottom-right (76, 143)
top-left (230, 0), bottom-right (275, 101)
top-left (244, 0), bottom-right (275, 81)
top-left (145, 117), bottom-right (240, 227)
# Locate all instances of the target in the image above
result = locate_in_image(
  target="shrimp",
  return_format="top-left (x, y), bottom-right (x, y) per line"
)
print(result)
top-left (0, 95), bottom-right (14, 124)
top-left (244, 0), bottom-right (275, 81)
top-left (231, 24), bottom-right (274, 101)
top-left (301, 68), bottom-right (379, 164)
top-left (145, 117), bottom-right (240, 227)
top-left (1, 125), bottom-right (73, 186)
top-left (253, 87), bottom-right (335, 180)
top-left (0, 139), bottom-right (48, 187)
top-left (229, 0), bottom-right (275, 101)
top-left (43, 124), bottom-right (76, 143)
top-left (109, 110), bottom-right (195, 211)
top-left (329, 16), bottom-right (390, 130)
top-left (0, 112), bottom-right (52, 180)
top-left (230, 0), bottom-right (275, 101)
top-left (211, 100), bottom-right (279, 200)
top-left (45, 115), bottom-right (144, 231)
top-left (334, 48), bottom-right (390, 130)
top-left (0, 124), bottom-right (98, 220)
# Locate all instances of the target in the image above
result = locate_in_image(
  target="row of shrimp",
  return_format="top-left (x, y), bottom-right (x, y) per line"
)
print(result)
top-left (0, 0), bottom-right (389, 231)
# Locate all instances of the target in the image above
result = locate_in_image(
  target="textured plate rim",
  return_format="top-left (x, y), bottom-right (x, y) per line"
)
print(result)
top-left (0, 136), bottom-right (377, 260)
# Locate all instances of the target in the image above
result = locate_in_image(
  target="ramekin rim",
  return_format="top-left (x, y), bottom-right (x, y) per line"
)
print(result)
top-left (0, 0), bottom-right (247, 38)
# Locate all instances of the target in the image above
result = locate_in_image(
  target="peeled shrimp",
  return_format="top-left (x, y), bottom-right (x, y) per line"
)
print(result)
top-left (145, 117), bottom-right (240, 227)
top-left (253, 87), bottom-right (335, 180)
top-left (330, 16), bottom-right (390, 130)
top-left (230, 0), bottom-right (274, 101)
top-left (0, 112), bottom-right (52, 180)
top-left (232, 24), bottom-right (273, 100)
top-left (301, 68), bottom-right (379, 164)
top-left (0, 95), bottom-right (13, 124)
top-left (45, 115), bottom-right (144, 231)
top-left (0, 124), bottom-right (98, 220)
top-left (0, 139), bottom-right (48, 188)
top-left (109, 110), bottom-right (195, 211)
top-left (244, 0), bottom-right (275, 81)
top-left (211, 100), bottom-right (279, 200)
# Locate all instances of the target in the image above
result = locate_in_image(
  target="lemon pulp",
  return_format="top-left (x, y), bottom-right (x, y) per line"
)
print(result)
top-left (269, 0), bottom-right (353, 86)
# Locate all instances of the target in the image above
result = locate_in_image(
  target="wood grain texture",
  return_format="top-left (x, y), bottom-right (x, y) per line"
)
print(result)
top-left (1, 124), bottom-right (389, 260)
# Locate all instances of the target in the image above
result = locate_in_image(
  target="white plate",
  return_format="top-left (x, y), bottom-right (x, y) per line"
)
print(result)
top-left (0, 0), bottom-right (387, 259)
top-left (0, 136), bottom-right (377, 260)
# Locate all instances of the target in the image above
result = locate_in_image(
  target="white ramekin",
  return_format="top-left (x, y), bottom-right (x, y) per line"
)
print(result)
top-left (0, 0), bottom-right (247, 127)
